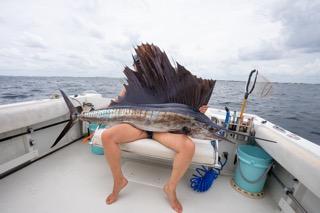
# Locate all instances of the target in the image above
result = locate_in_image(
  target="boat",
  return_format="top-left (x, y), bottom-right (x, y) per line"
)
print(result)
top-left (0, 91), bottom-right (319, 213)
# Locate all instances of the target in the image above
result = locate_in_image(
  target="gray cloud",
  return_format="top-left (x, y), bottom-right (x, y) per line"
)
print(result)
top-left (240, 0), bottom-right (320, 60)
top-left (238, 40), bottom-right (283, 60)
top-left (273, 0), bottom-right (320, 53)
top-left (234, 0), bottom-right (320, 83)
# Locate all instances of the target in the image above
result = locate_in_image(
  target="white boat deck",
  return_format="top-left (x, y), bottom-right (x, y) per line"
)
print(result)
top-left (0, 141), bottom-right (279, 213)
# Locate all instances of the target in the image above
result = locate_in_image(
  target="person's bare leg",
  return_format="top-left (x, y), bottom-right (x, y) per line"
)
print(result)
top-left (153, 133), bottom-right (195, 213)
top-left (101, 123), bottom-right (147, 204)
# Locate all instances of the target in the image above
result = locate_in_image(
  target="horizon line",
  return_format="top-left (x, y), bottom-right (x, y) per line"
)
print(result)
top-left (0, 74), bottom-right (319, 85)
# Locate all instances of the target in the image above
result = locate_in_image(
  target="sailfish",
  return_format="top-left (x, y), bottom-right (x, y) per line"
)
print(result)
top-left (51, 43), bottom-right (273, 148)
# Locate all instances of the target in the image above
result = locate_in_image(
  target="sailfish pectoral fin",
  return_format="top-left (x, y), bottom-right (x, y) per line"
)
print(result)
top-left (182, 126), bottom-right (191, 134)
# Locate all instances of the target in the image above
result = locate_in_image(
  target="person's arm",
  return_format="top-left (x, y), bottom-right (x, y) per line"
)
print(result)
top-left (118, 87), bottom-right (126, 97)
top-left (107, 87), bottom-right (126, 107)
top-left (199, 105), bottom-right (208, 113)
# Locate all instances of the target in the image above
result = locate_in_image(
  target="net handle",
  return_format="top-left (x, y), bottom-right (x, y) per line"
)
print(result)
top-left (239, 69), bottom-right (258, 121)
top-left (245, 69), bottom-right (258, 98)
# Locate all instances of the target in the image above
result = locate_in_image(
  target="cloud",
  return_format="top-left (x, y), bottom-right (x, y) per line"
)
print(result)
top-left (71, 16), bottom-right (106, 40)
top-left (0, 0), bottom-right (319, 83)
top-left (238, 40), bottom-right (283, 60)
top-left (273, 0), bottom-right (320, 53)
top-left (0, 16), bottom-right (5, 24)
top-left (19, 32), bottom-right (48, 49)
top-left (240, 0), bottom-right (320, 59)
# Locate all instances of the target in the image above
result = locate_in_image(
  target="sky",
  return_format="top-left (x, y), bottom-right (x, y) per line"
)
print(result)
top-left (0, 0), bottom-right (319, 83)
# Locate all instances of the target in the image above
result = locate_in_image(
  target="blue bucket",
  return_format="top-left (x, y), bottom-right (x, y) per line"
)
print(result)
top-left (88, 123), bottom-right (106, 155)
top-left (234, 145), bottom-right (273, 193)
top-left (91, 144), bottom-right (104, 155)
top-left (88, 123), bottom-right (106, 133)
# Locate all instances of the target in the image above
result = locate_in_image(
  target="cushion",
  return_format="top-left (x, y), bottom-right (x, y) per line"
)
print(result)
top-left (91, 129), bottom-right (215, 166)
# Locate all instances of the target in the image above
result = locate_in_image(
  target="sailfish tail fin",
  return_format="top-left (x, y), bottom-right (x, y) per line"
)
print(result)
top-left (50, 90), bottom-right (82, 148)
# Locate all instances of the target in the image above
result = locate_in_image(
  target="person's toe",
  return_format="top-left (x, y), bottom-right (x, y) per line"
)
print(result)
top-left (106, 177), bottom-right (128, 205)
top-left (106, 193), bottom-right (117, 205)
top-left (172, 200), bottom-right (183, 213)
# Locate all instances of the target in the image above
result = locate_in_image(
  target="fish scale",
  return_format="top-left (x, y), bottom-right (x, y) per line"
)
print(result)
top-left (82, 108), bottom-right (182, 126)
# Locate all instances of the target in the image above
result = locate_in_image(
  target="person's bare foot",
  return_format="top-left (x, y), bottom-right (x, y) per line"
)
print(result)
top-left (106, 177), bottom-right (128, 204)
top-left (163, 183), bottom-right (183, 213)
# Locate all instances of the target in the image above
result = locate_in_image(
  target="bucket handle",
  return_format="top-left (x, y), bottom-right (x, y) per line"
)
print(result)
top-left (238, 160), bottom-right (273, 184)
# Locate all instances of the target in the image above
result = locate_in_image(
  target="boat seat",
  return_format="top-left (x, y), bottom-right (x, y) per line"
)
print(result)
top-left (91, 129), bottom-right (218, 167)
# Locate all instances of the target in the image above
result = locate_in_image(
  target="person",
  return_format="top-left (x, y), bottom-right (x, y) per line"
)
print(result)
top-left (101, 88), bottom-right (208, 213)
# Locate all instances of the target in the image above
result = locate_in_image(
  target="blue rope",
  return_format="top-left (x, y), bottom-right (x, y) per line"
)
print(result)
top-left (190, 158), bottom-right (227, 192)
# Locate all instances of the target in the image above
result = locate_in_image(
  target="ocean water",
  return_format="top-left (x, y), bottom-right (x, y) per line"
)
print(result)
top-left (0, 75), bottom-right (319, 145)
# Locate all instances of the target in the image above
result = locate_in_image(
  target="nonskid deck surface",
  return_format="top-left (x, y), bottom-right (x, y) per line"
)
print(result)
top-left (0, 141), bottom-right (278, 213)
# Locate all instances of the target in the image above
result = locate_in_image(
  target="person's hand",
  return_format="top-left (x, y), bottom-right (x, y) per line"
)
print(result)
top-left (199, 105), bottom-right (208, 113)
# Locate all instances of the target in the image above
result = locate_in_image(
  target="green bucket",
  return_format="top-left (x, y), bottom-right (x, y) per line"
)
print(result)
top-left (234, 145), bottom-right (273, 193)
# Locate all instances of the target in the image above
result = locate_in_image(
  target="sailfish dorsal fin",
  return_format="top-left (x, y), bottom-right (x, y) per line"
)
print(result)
top-left (110, 43), bottom-right (216, 110)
